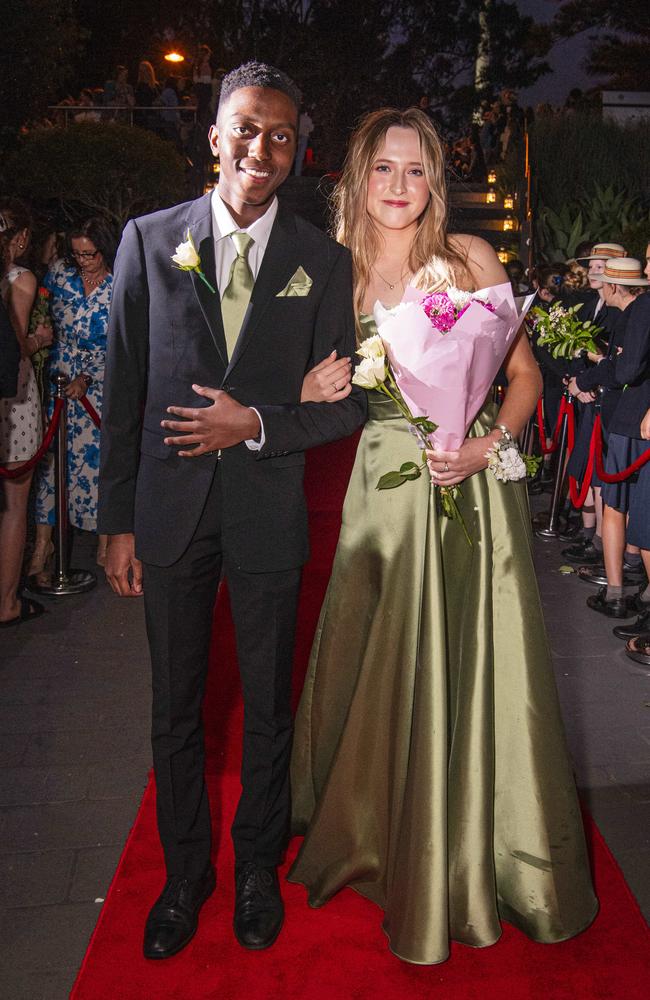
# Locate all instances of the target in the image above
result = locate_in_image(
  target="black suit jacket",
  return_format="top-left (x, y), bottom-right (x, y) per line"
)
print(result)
top-left (609, 292), bottom-right (650, 440)
top-left (98, 194), bottom-right (366, 571)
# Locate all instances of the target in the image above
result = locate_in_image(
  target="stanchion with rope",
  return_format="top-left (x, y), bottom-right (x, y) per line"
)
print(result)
top-left (567, 408), bottom-right (650, 504)
top-left (533, 391), bottom-right (574, 539)
top-left (536, 395), bottom-right (566, 455)
top-left (29, 373), bottom-right (97, 597)
top-left (0, 399), bottom-right (64, 480)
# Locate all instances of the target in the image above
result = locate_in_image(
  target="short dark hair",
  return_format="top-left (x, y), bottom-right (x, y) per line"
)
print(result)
top-left (218, 61), bottom-right (301, 117)
top-left (65, 217), bottom-right (118, 271)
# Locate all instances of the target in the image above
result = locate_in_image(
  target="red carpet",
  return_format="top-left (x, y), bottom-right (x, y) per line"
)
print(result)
top-left (72, 435), bottom-right (650, 999)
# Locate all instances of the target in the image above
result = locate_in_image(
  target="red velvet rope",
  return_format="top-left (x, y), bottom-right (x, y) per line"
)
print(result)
top-left (536, 395), bottom-right (567, 454)
top-left (568, 410), bottom-right (596, 509)
top-left (593, 414), bottom-right (650, 483)
top-left (79, 395), bottom-right (101, 429)
top-left (0, 398), bottom-right (64, 479)
top-left (568, 411), bottom-right (650, 503)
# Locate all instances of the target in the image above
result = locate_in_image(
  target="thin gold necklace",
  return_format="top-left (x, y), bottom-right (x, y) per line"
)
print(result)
top-left (372, 264), bottom-right (410, 291)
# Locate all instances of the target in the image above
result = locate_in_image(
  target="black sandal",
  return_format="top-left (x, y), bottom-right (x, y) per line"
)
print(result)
top-left (0, 596), bottom-right (46, 629)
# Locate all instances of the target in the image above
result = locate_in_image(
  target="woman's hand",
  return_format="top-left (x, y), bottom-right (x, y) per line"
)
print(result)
top-left (640, 408), bottom-right (650, 441)
top-left (301, 350), bottom-right (352, 403)
top-left (29, 322), bottom-right (54, 353)
top-left (64, 375), bottom-right (89, 400)
top-left (425, 432), bottom-right (499, 487)
top-left (586, 350), bottom-right (604, 363)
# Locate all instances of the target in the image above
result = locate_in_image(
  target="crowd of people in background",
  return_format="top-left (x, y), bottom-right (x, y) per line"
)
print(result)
top-left (0, 199), bottom-right (112, 625)
top-left (19, 46), bottom-right (318, 178)
top-left (518, 240), bottom-right (650, 658)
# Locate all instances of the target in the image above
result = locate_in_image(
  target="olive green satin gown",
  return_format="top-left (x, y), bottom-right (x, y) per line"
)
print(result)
top-left (289, 318), bottom-right (598, 965)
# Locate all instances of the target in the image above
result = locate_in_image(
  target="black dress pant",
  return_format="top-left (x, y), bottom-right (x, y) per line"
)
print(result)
top-left (143, 465), bottom-right (301, 878)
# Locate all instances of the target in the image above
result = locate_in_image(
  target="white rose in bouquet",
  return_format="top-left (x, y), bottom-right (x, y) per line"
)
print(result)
top-left (357, 334), bottom-right (386, 362)
top-left (352, 354), bottom-right (387, 390)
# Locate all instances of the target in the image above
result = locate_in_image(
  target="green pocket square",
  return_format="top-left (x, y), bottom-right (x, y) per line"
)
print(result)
top-left (276, 266), bottom-right (313, 297)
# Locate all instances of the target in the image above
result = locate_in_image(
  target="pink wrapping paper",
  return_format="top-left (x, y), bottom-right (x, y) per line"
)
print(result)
top-left (377, 282), bottom-right (536, 450)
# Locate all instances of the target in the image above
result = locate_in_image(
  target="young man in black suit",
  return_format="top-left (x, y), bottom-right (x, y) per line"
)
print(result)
top-left (98, 62), bottom-right (366, 957)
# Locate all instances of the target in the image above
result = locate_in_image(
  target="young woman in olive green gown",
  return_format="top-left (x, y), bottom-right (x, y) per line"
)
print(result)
top-left (291, 108), bottom-right (598, 965)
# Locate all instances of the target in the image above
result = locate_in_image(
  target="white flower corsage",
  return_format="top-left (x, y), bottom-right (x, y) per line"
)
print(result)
top-left (485, 425), bottom-right (537, 482)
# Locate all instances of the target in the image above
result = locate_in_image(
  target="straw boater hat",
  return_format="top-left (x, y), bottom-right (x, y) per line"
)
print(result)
top-left (579, 242), bottom-right (627, 262)
top-left (602, 257), bottom-right (650, 286)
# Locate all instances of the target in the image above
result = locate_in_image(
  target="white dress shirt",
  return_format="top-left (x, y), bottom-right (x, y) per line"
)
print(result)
top-left (210, 187), bottom-right (278, 450)
top-left (211, 186), bottom-right (278, 293)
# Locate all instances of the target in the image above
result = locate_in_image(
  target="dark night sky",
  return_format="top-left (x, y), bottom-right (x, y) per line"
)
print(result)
top-left (516, 0), bottom-right (598, 106)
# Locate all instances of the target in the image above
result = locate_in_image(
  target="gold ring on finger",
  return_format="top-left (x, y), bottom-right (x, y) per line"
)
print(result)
top-left (444, 462), bottom-right (449, 473)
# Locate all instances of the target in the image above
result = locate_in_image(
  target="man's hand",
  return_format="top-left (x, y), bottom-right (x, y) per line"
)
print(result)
top-left (105, 533), bottom-right (143, 597)
top-left (161, 385), bottom-right (261, 457)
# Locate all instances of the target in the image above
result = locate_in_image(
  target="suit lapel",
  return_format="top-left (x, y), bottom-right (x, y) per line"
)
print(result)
top-left (225, 206), bottom-right (298, 377)
top-left (184, 196), bottom-right (228, 366)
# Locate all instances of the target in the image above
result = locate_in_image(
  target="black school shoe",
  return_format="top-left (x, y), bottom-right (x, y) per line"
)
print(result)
top-left (586, 587), bottom-right (635, 619)
top-left (558, 523), bottom-right (584, 542)
top-left (562, 540), bottom-right (602, 564)
top-left (613, 608), bottom-right (650, 639)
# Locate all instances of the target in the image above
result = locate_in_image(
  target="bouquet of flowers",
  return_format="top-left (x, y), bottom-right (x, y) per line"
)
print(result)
top-left (28, 286), bottom-right (52, 399)
top-left (352, 282), bottom-right (536, 539)
top-left (529, 301), bottom-right (602, 359)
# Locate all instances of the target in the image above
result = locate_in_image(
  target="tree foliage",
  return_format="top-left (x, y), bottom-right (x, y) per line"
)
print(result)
top-left (2, 0), bottom-right (86, 131)
top-left (6, 124), bottom-right (186, 229)
top-left (553, 1), bottom-right (650, 90)
top-left (15, 2), bottom-right (551, 147)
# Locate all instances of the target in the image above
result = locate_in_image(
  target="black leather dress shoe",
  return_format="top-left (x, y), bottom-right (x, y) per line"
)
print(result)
top-left (562, 540), bottom-right (601, 564)
top-left (233, 863), bottom-right (284, 950)
top-left (143, 867), bottom-right (216, 959)
top-left (613, 608), bottom-right (650, 640)
top-left (586, 587), bottom-right (634, 619)
top-left (558, 523), bottom-right (583, 542)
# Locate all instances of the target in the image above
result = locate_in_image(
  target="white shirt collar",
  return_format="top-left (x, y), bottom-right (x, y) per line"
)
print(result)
top-left (211, 187), bottom-right (278, 250)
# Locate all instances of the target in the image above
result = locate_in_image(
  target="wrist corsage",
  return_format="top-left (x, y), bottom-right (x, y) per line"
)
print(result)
top-left (485, 424), bottom-right (540, 482)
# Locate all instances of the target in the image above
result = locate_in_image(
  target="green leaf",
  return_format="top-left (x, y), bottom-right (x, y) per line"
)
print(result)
top-left (412, 416), bottom-right (438, 434)
top-left (558, 565), bottom-right (575, 575)
top-left (399, 462), bottom-right (422, 480)
top-left (376, 471), bottom-right (406, 490)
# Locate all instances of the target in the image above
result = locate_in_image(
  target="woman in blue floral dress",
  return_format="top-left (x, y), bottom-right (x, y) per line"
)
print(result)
top-left (31, 218), bottom-right (116, 580)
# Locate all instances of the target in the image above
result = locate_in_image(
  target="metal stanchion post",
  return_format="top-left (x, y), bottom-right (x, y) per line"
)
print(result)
top-left (31, 374), bottom-right (97, 596)
top-left (533, 390), bottom-right (570, 539)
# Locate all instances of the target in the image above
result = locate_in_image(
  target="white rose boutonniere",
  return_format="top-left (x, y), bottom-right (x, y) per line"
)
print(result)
top-left (171, 230), bottom-right (216, 293)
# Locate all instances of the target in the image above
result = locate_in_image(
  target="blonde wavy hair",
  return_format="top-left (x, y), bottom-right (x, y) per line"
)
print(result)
top-left (332, 107), bottom-right (469, 326)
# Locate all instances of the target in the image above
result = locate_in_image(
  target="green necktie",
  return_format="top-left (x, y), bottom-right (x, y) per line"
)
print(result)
top-left (221, 231), bottom-right (254, 359)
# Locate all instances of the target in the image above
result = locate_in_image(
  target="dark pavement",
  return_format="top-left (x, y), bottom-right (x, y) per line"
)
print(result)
top-left (0, 513), bottom-right (648, 999)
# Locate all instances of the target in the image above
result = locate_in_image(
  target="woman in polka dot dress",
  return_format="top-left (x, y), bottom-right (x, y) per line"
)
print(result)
top-left (0, 199), bottom-right (52, 626)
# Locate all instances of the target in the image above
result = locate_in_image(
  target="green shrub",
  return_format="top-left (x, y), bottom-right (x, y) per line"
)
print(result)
top-left (6, 123), bottom-right (187, 230)
top-left (530, 113), bottom-right (650, 212)
top-left (530, 113), bottom-right (650, 261)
